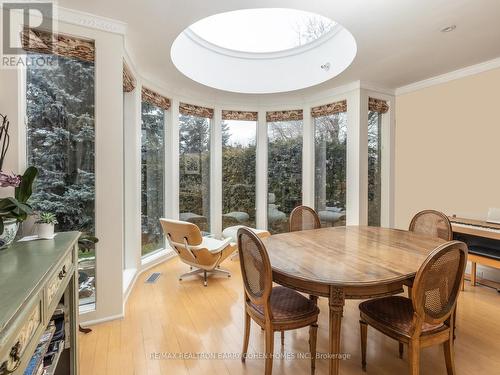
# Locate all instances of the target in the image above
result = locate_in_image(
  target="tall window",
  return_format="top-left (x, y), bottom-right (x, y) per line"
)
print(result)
top-left (368, 106), bottom-right (385, 226)
top-left (267, 112), bottom-right (303, 234)
top-left (313, 102), bottom-right (348, 227)
top-left (141, 102), bottom-right (165, 256)
top-left (222, 114), bottom-right (257, 230)
top-left (179, 104), bottom-right (212, 233)
top-left (26, 49), bottom-right (96, 306)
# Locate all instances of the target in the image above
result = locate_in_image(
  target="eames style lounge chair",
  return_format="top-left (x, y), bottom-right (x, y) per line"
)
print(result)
top-left (238, 228), bottom-right (319, 375)
top-left (359, 240), bottom-right (468, 375)
top-left (160, 218), bottom-right (235, 286)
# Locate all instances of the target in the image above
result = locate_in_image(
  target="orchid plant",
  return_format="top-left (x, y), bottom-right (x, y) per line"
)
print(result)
top-left (0, 114), bottom-right (38, 234)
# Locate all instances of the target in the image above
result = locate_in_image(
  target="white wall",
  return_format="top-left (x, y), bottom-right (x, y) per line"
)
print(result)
top-left (0, 17), bottom-right (126, 324)
top-left (395, 67), bottom-right (500, 282)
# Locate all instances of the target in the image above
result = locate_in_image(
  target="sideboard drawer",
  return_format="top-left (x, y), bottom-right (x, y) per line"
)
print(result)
top-left (46, 252), bottom-right (73, 309)
top-left (0, 298), bottom-right (42, 374)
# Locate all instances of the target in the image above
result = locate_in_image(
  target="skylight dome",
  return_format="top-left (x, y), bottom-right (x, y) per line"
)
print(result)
top-left (189, 8), bottom-right (335, 53)
top-left (171, 8), bottom-right (357, 94)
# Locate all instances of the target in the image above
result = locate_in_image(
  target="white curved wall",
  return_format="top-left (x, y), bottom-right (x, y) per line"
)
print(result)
top-left (171, 28), bottom-right (357, 94)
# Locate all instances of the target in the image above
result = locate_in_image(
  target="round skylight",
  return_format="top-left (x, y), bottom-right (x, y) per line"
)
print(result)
top-left (171, 8), bottom-right (357, 94)
top-left (189, 8), bottom-right (335, 53)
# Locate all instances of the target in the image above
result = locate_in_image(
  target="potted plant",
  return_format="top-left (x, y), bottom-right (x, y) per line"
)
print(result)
top-left (35, 212), bottom-right (58, 239)
top-left (0, 114), bottom-right (38, 249)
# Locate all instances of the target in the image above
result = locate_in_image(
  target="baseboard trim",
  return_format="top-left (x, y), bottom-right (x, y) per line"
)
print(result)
top-left (80, 313), bottom-right (124, 328)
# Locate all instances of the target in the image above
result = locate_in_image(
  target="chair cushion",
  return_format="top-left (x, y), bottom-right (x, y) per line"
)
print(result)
top-left (359, 296), bottom-right (444, 335)
top-left (250, 286), bottom-right (319, 322)
top-left (199, 237), bottom-right (232, 253)
top-left (222, 226), bottom-right (270, 243)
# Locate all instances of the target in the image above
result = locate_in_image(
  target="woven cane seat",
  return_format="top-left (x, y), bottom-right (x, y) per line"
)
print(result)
top-left (359, 296), bottom-right (444, 335)
top-left (249, 286), bottom-right (319, 322)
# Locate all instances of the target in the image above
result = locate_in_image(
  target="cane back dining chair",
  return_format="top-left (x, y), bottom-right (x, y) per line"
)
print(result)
top-left (406, 210), bottom-right (454, 295)
top-left (160, 219), bottom-right (235, 286)
top-left (409, 210), bottom-right (453, 242)
top-left (289, 205), bottom-right (321, 232)
top-left (237, 227), bottom-right (320, 375)
top-left (359, 240), bottom-right (468, 375)
top-left (407, 210), bottom-right (457, 341)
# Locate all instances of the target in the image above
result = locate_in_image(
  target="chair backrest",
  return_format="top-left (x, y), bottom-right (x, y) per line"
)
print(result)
top-left (289, 205), bottom-right (321, 232)
top-left (159, 218), bottom-right (203, 245)
top-left (412, 240), bottom-right (468, 326)
top-left (409, 210), bottom-right (453, 241)
top-left (237, 227), bottom-right (273, 311)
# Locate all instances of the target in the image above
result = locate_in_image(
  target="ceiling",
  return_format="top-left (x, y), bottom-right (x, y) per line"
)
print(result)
top-left (58, 0), bottom-right (500, 103)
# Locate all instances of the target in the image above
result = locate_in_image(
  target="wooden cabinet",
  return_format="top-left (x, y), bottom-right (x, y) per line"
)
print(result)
top-left (0, 232), bottom-right (80, 375)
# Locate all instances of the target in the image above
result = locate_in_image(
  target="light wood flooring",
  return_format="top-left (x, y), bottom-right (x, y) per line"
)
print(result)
top-left (79, 257), bottom-right (500, 375)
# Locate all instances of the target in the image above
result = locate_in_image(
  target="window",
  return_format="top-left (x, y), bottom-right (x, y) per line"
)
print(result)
top-left (141, 102), bottom-right (165, 256)
top-left (368, 111), bottom-right (382, 226)
top-left (267, 118), bottom-right (302, 234)
top-left (314, 112), bottom-right (347, 227)
top-left (26, 52), bottom-right (96, 306)
top-left (179, 113), bottom-right (211, 232)
top-left (222, 118), bottom-right (257, 229)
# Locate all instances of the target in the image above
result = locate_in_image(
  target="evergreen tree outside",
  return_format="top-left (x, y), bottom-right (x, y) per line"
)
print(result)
top-left (26, 52), bottom-right (96, 305)
top-left (179, 114), bottom-right (210, 232)
top-left (267, 120), bottom-right (303, 234)
top-left (141, 102), bottom-right (165, 255)
top-left (368, 111), bottom-right (382, 226)
top-left (221, 120), bottom-right (256, 229)
top-left (314, 112), bottom-right (347, 227)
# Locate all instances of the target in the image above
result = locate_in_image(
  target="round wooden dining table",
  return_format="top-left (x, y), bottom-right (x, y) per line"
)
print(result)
top-left (262, 225), bottom-right (445, 375)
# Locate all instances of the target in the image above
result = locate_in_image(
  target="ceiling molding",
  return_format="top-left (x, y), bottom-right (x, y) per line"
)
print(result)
top-left (57, 6), bottom-right (127, 35)
top-left (395, 56), bottom-right (500, 96)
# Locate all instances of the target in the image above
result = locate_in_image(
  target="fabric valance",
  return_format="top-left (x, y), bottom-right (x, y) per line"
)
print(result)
top-left (266, 110), bottom-right (303, 122)
top-left (21, 28), bottom-right (94, 62)
top-left (123, 62), bottom-right (136, 93)
top-left (179, 102), bottom-right (214, 119)
top-left (142, 87), bottom-right (171, 111)
top-left (368, 97), bottom-right (389, 114)
top-left (311, 100), bottom-right (347, 117)
top-left (222, 110), bottom-right (258, 121)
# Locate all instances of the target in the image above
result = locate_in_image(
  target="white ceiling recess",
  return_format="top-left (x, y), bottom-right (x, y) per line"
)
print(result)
top-left (56, 0), bottom-right (500, 101)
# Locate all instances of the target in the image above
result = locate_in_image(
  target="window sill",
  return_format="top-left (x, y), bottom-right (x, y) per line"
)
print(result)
top-left (79, 302), bottom-right (96, 315)
top-left (141, 248), bottom-right (176, 269)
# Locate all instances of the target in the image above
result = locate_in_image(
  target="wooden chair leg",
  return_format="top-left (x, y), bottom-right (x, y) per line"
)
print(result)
top-left (443, 338), bottom-right (456, 375)
top-left (280, 331), bottom-right (285, 346)
top-left (399, 342), bottom-right (404, 359)
top-left (471, 262), bottom-right (477, 287)
top-left (265, 328), bottom-right (274, 375)
top-left (408, 341), bottom-right (420, 375)
top-left (309, 323), bottom-right (318, 374)
top-left (241, 312), bottom-right (251, 362)
top-left (360, 320), bottom-right (367, 371)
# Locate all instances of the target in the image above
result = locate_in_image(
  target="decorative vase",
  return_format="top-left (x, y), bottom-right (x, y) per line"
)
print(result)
top-left (0, 218), bottom-right (19, 250)
top-left (37, 223), bottom-right (55, 239)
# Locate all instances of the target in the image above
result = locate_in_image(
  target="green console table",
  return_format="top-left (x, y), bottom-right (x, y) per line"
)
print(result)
top-left (0, 232), bottom-right (80, 375)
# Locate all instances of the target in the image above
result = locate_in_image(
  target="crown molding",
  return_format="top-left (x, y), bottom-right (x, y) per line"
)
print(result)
top-left (56, 6), bottom-right (127, 35)
top-left (395, 56), bottom-right (500, 96)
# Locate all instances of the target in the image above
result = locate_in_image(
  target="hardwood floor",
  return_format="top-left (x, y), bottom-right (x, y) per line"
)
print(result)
top-left (79, 257), bottom-right (500, 375)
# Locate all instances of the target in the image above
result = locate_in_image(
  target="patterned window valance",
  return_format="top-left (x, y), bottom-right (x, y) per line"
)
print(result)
top-left (311, 100), bottom-right (347, 118)
top-left (179, 102), bottom-right (214, 119)
top-left (141, 87), bottom-right (171, 111)
top-left (222, 110), bottom-right (258, 121)
top-left (21, 28), bottom-right (94, 62)
top-left (266, 109), bottom-right (303, 122)
top-left (368, 97), bottom-right (389, 114)
top-left (123, 62), bottom-right (136, 93)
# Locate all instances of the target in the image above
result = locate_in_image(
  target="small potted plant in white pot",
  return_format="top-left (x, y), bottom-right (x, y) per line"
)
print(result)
top-left (36, 212), bottom-right (58, 239)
